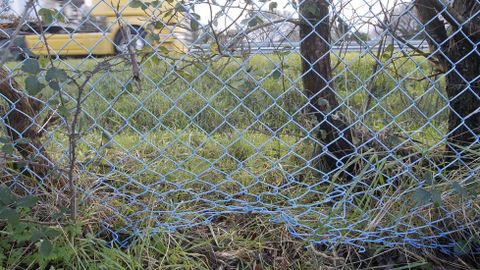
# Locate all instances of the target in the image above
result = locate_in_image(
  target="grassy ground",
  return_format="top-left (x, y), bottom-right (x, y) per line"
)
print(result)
top-left (1, 211), bottom-right (478, 269)
top-left (1, 51), bottom-right (479, 269)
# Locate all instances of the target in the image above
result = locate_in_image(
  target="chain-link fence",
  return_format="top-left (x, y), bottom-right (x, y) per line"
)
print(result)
top-left (0, 0), bottom-right (479, 253)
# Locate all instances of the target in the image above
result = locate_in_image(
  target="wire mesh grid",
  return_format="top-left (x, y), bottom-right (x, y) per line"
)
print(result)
top-left (0, 0), bottom-right (478, 253)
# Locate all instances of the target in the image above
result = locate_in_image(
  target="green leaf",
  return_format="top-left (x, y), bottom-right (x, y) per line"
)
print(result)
top-left (452, 182), bottom-right (469, 198)
top-left (38, 9), bottom-right (54, 24)
top-left (0, 207), bottom-right (20, 225)
top-left (11, 223), bottom-right (30, 242)
top-left (269, 2), bottom-right (278, 11)
top-left (31, 230), bottom-right (45, 242)
top-left (153, 21), bottom-right (165, 29)
top-left (129, 0), bottom-right (143, 8)
top-left (21, 59), bottom-right (40, 74)
top-left (175, 3), bottom-right (187, 12)
top-left (45, 67), bottom-right (68, 82)
top-left (15, 138), bottom-right (30, 145)
top-left (317, 98), bottom-right (331, 112)
top-left (412, 188), bottom-right (430, 206)
top-left (317, 98), bottom-right (329, 107)
top-left (430, 189), bottom-right (442, 207)
top-left (164, 9), bottom-right (173, 18)
top-left (25, 76), bottom-right (45, 96)
top-left (190, 13), bottom-right (201, 31)
top-left (140, 2), bottom-right (149, 10)
top-left (2, 143), bottom-right (14, 155)
top-left (424, 171), bottom-right (434, 185)
top-left (0, 136), bottom-right (10, 144)
top-left (0, 186), bottom-right (15, 205)
top-left (17, 195), bottom-right (38, 208)
top-left (44, 228), bottom-right (60, 238)
top-left (248, 16), bottom-right (262, 27)
top-left (145, 33), bottom-right (160, 44)
top-left (49, 81), bottom-right (60, 91)
top-left (272, 68), bottom-right (281, 79)
top-left (39, 239), bottom-right (53, 258)
top-left (386, 134), bottom-right (401, 146)
top-left (54, 12), bottom-right (65, 23)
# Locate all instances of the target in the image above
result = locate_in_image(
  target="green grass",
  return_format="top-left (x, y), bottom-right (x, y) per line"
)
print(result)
top-left (7, 51), bottom-right (448, 143)
top-left (1, 52), bottom-right (479, 269)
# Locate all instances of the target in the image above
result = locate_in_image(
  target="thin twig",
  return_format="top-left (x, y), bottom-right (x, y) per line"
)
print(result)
top-left (112, 1), bottom-right (141, 83)
top-left (65, 59), bottom-right (113, 220)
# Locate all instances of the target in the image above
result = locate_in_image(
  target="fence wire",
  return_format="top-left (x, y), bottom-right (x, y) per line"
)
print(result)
top-left (0, 0), bottom-right (479, 253)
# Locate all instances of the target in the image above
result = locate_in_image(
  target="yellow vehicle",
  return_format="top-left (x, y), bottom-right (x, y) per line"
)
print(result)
top-left (6, 0), bottom-right (186, 56)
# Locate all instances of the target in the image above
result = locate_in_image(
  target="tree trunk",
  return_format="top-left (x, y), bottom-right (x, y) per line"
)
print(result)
top-left (414, 0), bottom-right (480, 167)
top-left (445, 49), bottom-right (480, 165)
top-left (299, 0), bottom-right (356, 175)
top-left (0, 68), bottom-right (54, 178)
